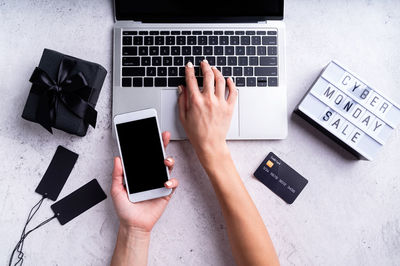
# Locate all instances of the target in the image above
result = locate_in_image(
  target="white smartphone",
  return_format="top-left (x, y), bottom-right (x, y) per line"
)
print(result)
top-left (113, 108), bottom-right (172, 203)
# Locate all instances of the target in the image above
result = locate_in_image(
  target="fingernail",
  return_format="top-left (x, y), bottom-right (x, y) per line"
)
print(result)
top-left (211, 66), bottom-right (216, 69)
top-left (186, 61), bottom-right (193, 68)
top-left (166, 181), bottom-right (172, 187)
top-left (177, 85), bottom-right (183, 95)
top-left (202, 59), bottom-right (208, 64)
top-left (166, 157), bottom-right (173, 163)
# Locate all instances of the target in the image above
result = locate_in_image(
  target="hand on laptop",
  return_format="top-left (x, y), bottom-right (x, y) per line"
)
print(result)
top-left (178, 60), bottom-right (237, 162)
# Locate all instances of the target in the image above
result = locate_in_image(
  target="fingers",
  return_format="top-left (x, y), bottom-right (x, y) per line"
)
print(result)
top-left (162, 131), bottom-right (171, 148)
top-left (201, 60), bottom-right (215, 95)
top-left (164, 157), bottom-right (175, 171)
top-left (164, 178), bottom-right (178, 189)
top-left (226, 77), bottom-right (238, 105)
top-left (185, 62), bottom-right (200, 99)
top-left (178, 85), bottom-right (186, 122)
top-left (111, 157), bottom-right (125, 196)
top-left (212, 66), bottom-right (226, 98)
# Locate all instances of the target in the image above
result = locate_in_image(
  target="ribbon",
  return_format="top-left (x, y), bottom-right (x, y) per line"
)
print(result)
top-left (29, 58), bottom-right (97, 133)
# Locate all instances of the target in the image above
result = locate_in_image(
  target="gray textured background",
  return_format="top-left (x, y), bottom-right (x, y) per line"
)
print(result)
top-left (1, 0), bottom-right (399, 265)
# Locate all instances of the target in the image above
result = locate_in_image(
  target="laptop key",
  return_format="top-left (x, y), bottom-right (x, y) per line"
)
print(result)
top-left (246, 31), bottom-right (255, 35)
top-left (195, 56), bottom-right (205, 65)
top-left (236, 46), bottom-right (245, 55)
top-left (182, 31), bottom-right (191, 35)
top-left (193, 46), bottom-right (202, 55)
top-left (194, 67), bottom-right (200, 76)
top-left (255, 67), bottom-right (277, 76)
top-left (155, 78), bottom-right (167, 87)
top-left (171, 46), bottom-right (180, 55)
top-left (219, 36), bottom-right (229, 45)
top-left (123, 31), bottom-right (137, 35)
top-left (257, 31), bottom-right (266, 35)
top-left (150, 47), bottom-right (159, 55)
top-left (257, 46), bottom-right (266, 55)
top-left (158, 67), bottom-right (167, 76)
top-left (247, 77), bottom-right (256, 86)
top-left (147, 67), bottom-right (156, 76)
top-left (123, 36), bottom-right (132, 45)
top-left (132, 78), bottom-right (142, 87)
top-left (122, 47), bottom-right (137, 55)
top-left (262, 36), bottom-right (277, 45)
top-left (122, 78), bottom-right (131, 87)
top-left (182, 46), bottom-right (191, 55)
top-left (155, 36), bottom-right (164, 45)
top-left (152, 57), bottom-right (162, 66)
top-left (244, 67), bottom-right (253, 76)
top-left (225, 46), bottom-right (234, 55)
top-left (249, 57), bottom-right (258, 66)
top-left (187, 36), bottom-right (197, 45)
top-left (139, 31), bottom-right (148, 35)
top-left (122, 57), bottom-right (140, 66)
top-left (179, 67), bottom-right (185, 76)
top-left (168, 77), bottom-right (185, 87)
top-left (217, 57), bottom-right (226, 66)
top-left (267, 31), bottom-right (277, 35)
top-left (225, 31), bottom-right (234, 35)
top-left (198, 36), bottom-right (207, 45)
top-left (193, 31), bottom-right (202, 35)
top-left (203, 31), bottom-right (212, 35)
top-left (174, 57), bottom-right (184, 66)
top-left (144, 36), bottom-right (154, 45)
top-left (184, 56), bottom-right (194, 65)
top-left (122, 67), bottom-right (145, 76)
top-left (236, 77), bottom-right (245, 86)
top-left (171, 31), bottom-right (180, 35)
top-left (214, 31), bottom-right (223, 35)
top-left (235, 31), bottom-right (245, 35)
top-left (150, 31), bottom-right (159, 35)
top-left (246, 46), bottom-right (256, 55)
top-left (177, 36), bottom-right (186, 45)
top-left (230, 36), bottom-right (239, 45)
top-left (168, 67), bottom-right (178, 76)
top-left (141, 57), bottom-right (151, 66)
top-left (138, 47), bottom-right (148, 55)
top-left (260, 57), bottom-right (277, 66)
top-left (166, 36), bottom-right (175, 45)
top-left (209, 36), bottom-right (218, 45)
top-left (160, 47), bottom-right (170, 55)
top-left (163, 57), bottom-right (173, 66)
top-left (257, 77), bottom-right (268, 87)
top-left (144, 78), bottom-right (153, 87)
top-left (233, 67), bottom-right (242, 76)
top-left (203, 46), bottom-right (213, 55)
top-left (240, 36), bottom-right (250, 45)
top-left (222, 67), bottom-right (232, 76)
top-left (228, 57), bottom-right (237, 66)
top-left (206, 56), bottom-right (216, 65)
top-left (268, 77), bottom-right (278, 86)
top-left (251, 36), bottom-right (261, 45)
top-left (238, 57), bottom-right (248, 66)
top-left (160, 31), bottom-right (169, 35)
top-left (268, 46), bottom-right (277, 55)
top-left (133, 36), bottom-right (143, 45)
top-left (214, 46), bottom-right (223, 55)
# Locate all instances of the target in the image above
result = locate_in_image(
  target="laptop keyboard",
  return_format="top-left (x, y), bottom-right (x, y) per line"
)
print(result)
top-left (121, 30), bottom-right (278, 87)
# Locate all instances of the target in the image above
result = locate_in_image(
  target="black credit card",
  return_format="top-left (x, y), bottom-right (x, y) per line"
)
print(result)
top-left (51, 179), bottom-right (107, 225)
top-left (254, 152), bottom-right (308, 204)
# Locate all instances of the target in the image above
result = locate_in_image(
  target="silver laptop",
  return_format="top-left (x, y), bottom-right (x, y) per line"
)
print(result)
top-left (112, 0), bottom-right (287, 140)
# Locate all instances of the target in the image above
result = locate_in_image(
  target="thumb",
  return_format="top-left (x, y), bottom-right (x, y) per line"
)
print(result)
top-left (111, 157), bottom-right (125, 195)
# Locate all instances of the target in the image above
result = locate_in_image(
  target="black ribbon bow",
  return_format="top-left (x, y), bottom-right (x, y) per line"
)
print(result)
top-left (29, 58), bottom-right (97, 133)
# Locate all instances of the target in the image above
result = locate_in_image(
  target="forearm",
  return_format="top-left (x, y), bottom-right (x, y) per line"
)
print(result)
top-left (198, 143), bottom-right (279, 266)
top-left (111, 225), bottom-right (151, 266)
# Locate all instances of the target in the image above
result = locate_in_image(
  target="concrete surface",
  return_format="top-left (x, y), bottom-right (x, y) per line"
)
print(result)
top-left (1, 0), bottom-right (399, 265)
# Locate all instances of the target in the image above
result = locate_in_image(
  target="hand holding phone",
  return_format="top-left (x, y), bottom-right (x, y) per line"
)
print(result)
top-left (111, 130), bottom-right (178, 233)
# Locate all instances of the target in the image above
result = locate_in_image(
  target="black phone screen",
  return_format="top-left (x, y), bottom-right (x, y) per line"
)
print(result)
top-left (116, 117), bottom-right (168, 194)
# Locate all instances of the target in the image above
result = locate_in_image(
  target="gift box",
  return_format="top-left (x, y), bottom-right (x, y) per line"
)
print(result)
top-left (22, 49), bottom-right (107, 136)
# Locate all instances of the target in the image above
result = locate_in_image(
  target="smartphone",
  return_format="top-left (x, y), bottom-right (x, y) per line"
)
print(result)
top-left (113, 108), bottom-right (172, 203)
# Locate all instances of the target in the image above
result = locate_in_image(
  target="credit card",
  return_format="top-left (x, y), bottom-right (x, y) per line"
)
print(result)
top-left (254, 152), bottom-right (308, 204)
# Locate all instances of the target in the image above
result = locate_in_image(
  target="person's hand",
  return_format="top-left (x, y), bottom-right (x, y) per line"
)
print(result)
top-left (111, 131), bottom-right (178, 233)
top-left (178, 60), bottom-right (237, 160)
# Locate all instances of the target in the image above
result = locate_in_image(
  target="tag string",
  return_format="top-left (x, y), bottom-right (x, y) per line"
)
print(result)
top-left (9, 196), bottom-right (56, 266)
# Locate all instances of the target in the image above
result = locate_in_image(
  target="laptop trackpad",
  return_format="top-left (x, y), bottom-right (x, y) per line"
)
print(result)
top-left (161, 89), bottom-right (186, 140)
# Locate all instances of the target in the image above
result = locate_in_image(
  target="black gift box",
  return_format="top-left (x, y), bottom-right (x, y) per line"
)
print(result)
top-left (22, 49), bottom-right (107, 136)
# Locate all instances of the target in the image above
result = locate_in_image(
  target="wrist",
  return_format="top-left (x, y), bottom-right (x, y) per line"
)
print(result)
top-left (119, 224), bottom-right (151, 242)
top-left (196, 142), bottom-right (231, 172)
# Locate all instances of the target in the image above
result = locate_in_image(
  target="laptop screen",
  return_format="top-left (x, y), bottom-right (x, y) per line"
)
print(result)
top-left (115, 0), bottom-right (284, 22)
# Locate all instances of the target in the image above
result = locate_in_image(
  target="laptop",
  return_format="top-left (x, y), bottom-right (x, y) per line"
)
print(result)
top-left (112, 0), bottom-right (287, 140)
